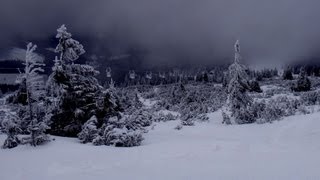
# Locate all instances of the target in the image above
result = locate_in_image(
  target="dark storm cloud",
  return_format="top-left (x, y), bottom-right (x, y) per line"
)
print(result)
top-left (1, 0), bottom-right (320, 66)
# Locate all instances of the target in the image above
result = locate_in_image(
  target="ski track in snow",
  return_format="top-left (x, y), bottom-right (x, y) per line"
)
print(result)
top-left (1, 111), bottom-right (320, 180)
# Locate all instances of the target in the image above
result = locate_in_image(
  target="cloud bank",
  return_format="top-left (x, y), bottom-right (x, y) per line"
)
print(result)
top-left (1, 0), bottom-right (320, 66)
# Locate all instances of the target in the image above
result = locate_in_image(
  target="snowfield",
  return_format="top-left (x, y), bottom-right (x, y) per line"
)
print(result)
top-left (1, 111), bottom-right (320, 180)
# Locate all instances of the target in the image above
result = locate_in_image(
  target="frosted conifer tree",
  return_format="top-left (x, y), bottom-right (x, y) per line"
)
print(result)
top-left (1, 112), bottom-right (21, 149)
top-left (46, 62), bottom-right (101, 136)
top-left (227, 40), bottom-right (250, 87)
top-left (93, 116), bottom-right (144, 147)
top-left (78, 115), bottom-right (98, 144)
top-left (46, 25), bottom-right (121, 137)
top-left (11, 42), bottom-right (48, 134)
top-left (55, 24), bottom-right (85, 63)
top-left (293, 66), bottom-right (311, 92)
top-left (20, 43), bottom-right (50, 146)
top-left (223, 40), bottom-right (254, 124)
top-left (27, 119), bottom-right (50, 146)
top-left (283, 66), bottom-right (293, 80)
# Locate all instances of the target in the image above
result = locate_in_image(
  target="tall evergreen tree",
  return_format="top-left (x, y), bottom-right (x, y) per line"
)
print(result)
top-left (46, 25), bottom-right (101, 136)
top-left (223, 40), bottom-right (254, 124)
top-left (22, 43), bottom-right (50, 146)
top-left (292, 66), bottom-right (311, 92)
top-left (283, 66), bottom-right (293, 80)
top-left (23, 43), bottom-right (46, 123)
top-left (46, 25), bottom-right (122, 137)
top-left (55, 24), bottom-right (85, 63)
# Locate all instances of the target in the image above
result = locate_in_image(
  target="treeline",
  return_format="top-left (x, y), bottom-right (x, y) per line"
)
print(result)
top-left (0, 26), bottom-right (316, 150)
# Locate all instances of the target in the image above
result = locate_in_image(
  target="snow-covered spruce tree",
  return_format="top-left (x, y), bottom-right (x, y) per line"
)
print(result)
top-left (90, 89), bottom-right (151, 147)
top-left (16, 43), bottom-right (50, 146)
top-left (46, 25), bottom-right (100, 137)
top-left (223, 40), bottom-right (254, 124)
top-left (131, 91), bottom-right (143, 110)
top-left (78, 86), bottom-right (122, 144)
top-left (1, 112), bottom-right (21, 149)
top-left (23, 43), bottom-right (46, 123)
top-left (10, 46), bottom-right (45, 107)
top-left (92, 115), bottom-right (144, 147)
top-left (55, 24), bottom-right (85, 63)
top-left (46, 63), bottom-right (101, 137)
top-left (300, 90), bottom-right (320, 106)
top-left (117, 89), bottom-right (151, 128)
top-left (10, 43), bottom-right (46, 111)
top-left (292, 67), bottom-right (311, 92)
top-left (7, 42), bottom-right (49, 143)
top-left (179, 89), bottom-right (209, 126)
top-left (283, 66), bottom-right (293, 80)
top-left (169, 83), bottom-right (187, 109)
top-left (78, 115), bottom-right (98, 144)
top-left (47, 25), bottom-right (122, 137)
top-left (97, 87), bottom-right (123, 119)
top-left (27, 119), bottom-right (50, 146)
top-left (117, 88), bottom-right (143, 114)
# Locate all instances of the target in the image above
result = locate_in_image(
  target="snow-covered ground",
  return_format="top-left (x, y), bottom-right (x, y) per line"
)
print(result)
top-left (1, 111), bottom-right (320, 180)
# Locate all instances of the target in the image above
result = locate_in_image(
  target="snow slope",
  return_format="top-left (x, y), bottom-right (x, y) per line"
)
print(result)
top-left (1, 111), bottom-right (320, 180)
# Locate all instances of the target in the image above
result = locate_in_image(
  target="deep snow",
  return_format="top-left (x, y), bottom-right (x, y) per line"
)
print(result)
top-left (1, 111), bottom-right (320, 180)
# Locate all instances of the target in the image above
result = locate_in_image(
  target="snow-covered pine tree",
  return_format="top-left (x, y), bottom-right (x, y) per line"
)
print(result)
top-left (223, 40), bottom-right (254, 124)
top-left (16, 43), bottom-right (50, 146)
top-left (227, 40), bottom-right (250, 86)
top-left (96, 86), bottom-right (122, 120)
top-left (283, 66), bottom-right (293, 80)
top-left (179, 88), bottom-right (209, 126)
top-left (23, 43), bottom-right (45, 123)
top-left (1, 112), bottom-right (21, 149)
top-left (47, 25), bottom-right (96, 136)
top-left (128, 109), bottom-right (153, 129)
top-left (9, 43), bottom-right (48, 135)
top-left (55, 24), bottom-right (85, 63)
top-left (292, 66), bottom-right (311, 92)
top-left (171, 83), bottom-right (187, 107)
top-left (27, 119), bottom-right (50, 146)
top-left (131, 90), bottom-right (143, 111)
top-left (46, 25), bottom-right (120, 137)
top-left (93, 115), bottom-right (144, 147)
top-left (90, 87), bottom-right (152, 147)
top-left (78, 115), bottom-right (98, 144)
top-left (46, 64), bottom-right (101, 136)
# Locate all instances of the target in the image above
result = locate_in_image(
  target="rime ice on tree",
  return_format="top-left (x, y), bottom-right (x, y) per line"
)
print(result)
top-left (24, 43), bottom-right (50, 146)
top-left (223, 40), bottom-right (253, 124)
top-left (24, 43), bottom-right (45, 121)
top-left (55, 24), bottom-right (85, 63)
top-left (2, 112), bottom-right (21, 149)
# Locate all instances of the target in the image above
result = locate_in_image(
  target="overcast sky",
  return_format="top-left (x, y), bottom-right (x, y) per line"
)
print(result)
top-left (1, 0), bottom-right (320, 66)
